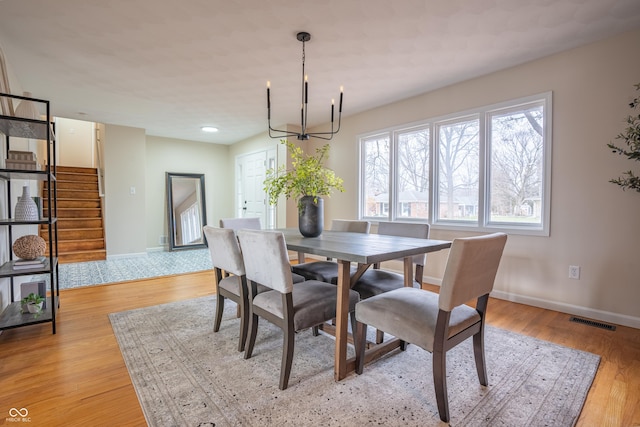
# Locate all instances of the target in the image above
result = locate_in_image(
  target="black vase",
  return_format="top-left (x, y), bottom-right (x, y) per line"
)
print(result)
top-left (298, 196), bottom-right (324, 237)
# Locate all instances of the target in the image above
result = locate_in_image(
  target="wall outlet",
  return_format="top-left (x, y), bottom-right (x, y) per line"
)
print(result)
top-left (569, 265), bottom-right (581, 280)
top-left (159, 235), bottom-right (168, 245)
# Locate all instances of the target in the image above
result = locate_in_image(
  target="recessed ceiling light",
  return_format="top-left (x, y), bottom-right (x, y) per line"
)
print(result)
top-left (201, 126), bottom-right (218, 133)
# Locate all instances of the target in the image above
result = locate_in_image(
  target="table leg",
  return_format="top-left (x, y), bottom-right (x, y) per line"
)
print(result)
top-left (335, 259), bottom-right (351, 380)
top-left (404, 256), bottom-right (414, 287)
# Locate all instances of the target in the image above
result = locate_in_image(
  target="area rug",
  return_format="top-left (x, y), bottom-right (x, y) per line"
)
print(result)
top-left (33, 249), bottom-right (212, 289)
top-left (109, 296), bottom-right (600, 426)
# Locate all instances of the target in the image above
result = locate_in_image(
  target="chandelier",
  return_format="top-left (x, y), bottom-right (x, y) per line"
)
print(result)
top-left (267, 32), bottom-right (343, 141)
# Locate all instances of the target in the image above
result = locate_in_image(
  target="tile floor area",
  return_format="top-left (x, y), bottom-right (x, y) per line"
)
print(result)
top-left (34, 249), bottom-right (212, 290)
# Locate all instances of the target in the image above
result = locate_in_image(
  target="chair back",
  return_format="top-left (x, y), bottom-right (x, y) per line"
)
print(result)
top-left (202, 226), bottom-right (245, 276)
top-left (219, 217), bottom-right (261, 231)
top-left (377, 222), bottom-right (430, 266)
top-left (438, 233), bottom-right (507, 311)
top-left (237, 229), bottom-right (293, 294)
top-left (331, 219), bottom-right (370, 233)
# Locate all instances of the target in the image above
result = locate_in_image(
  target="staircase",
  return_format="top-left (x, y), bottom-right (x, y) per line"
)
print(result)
top-left (41, 166), bottom-right (107, 263)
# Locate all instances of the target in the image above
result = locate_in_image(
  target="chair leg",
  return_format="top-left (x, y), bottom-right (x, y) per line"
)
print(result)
top-left (244, 312), bottom-right (259, 359)
top-left (237, 298), bottom-right (249, 352)
top-left (280, 324), bottom-right (295, 390)
top-left (433, 349), bottom-right (450, 423)
top-left (355, 321), bottom-right (367, 375)
top-left (214, 295), bottom-right (224, 332)
top-left (350, 312), bottom-right (357, 337)
top-left (312, 325), bottom-right (319, 336)
top-left (375, 329), bottom-right (384, 344)
top-left (473, 330), bottom-right (488, 386)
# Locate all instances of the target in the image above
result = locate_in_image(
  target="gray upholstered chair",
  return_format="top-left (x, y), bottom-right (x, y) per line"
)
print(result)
top-left (291, 219), bottom-right (371, 283)
top-left (352, 222), bottom-right (430, 343)
top-left (220, 217), bottom-right (305, 284)
top-left (355, 232), bottom-right (507, 423)
top-left (203, 225), bottom-right (263, 352)
top-left (237, 229), bottom-right (360, 390)
top-left (353, 222), bottom-right (430, 299)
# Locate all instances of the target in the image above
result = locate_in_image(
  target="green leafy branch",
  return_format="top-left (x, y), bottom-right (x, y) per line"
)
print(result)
top-left (264, 140), bottom-right (344, 208)
top-left (608, 83), bottom-right (640, 192)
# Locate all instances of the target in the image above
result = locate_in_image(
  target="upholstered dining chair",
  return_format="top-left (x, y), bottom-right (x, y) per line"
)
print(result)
top-left (237, 229), bottom-right (360, 390)
top-left (353, 222), bottom-right (431, 299)
top-left (352, 221), bottom-right (430, 344)
top-left (219, 217), bottom-right (261, 231)
top-left (220, 217), bottom-right (305, 284)
top-left (354, 232), bottom-right (507, 423)
top-left (291, 219), bottom-right (371, 283)
top-left (202, 225), bottom-right (259, 352)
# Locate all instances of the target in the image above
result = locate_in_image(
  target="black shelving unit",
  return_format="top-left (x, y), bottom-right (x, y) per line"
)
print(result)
top-left (0, 92), bottom-right (59, 334)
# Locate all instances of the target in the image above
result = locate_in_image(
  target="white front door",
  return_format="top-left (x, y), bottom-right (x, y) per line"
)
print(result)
top-left (236, 150), bottom-right (274, 227)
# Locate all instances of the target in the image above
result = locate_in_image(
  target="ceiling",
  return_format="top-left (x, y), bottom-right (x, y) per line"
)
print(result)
top-left (1, 0), bottom-right (639, 145)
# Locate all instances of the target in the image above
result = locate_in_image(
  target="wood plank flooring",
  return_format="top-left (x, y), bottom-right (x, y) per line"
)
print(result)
top-left (0, 272), bottom-right (638, 426)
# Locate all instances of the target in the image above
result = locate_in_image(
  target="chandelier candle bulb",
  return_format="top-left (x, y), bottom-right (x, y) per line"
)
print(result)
top-left (267, 81), bottom-right (270, 110)
top-left (331, 100), bottom-right (335, 122)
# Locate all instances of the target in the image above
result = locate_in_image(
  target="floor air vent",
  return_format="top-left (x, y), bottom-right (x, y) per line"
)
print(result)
top-left (569, 316), bottom-right (616, 331)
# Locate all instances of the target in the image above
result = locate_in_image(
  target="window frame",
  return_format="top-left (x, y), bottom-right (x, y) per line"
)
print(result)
top-left (358, 92), bottom-right (552, 236)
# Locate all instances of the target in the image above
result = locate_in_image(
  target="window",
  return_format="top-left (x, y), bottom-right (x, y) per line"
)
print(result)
top-left (359, 93), bottom-right (551, 235)
top-left (397, 127), bottom-right (430, 219)
top-left (362, 133), bottom-right (390, 218)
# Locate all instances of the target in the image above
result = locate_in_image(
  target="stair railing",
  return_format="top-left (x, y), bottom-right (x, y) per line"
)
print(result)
top-left (95, 124), bottom-right (105, 197)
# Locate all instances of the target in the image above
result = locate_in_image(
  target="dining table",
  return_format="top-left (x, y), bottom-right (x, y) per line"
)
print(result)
top-left (278, 228), bottom-right (452, 380)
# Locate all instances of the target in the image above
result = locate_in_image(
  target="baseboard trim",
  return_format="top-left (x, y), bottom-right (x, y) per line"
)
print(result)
top-left (489, 290), bottom-right (639, 330)
top-left (107, 252), bottom-right (147, 260)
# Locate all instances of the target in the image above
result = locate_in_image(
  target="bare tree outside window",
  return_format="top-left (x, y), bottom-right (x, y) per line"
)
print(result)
top-left (397, 128), bottom-right (430, 219)
top-left (359, 93), bottom-right (550, 235)
top-left (363, 135), bottom-right (390, 217)
top-left (437, 118), bottom-right (479, 220)
top-left (489, 105), bottom-right (544, 224)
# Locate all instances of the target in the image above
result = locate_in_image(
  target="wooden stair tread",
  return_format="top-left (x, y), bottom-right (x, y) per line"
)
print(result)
top-left (42, 165), bottom-right (105, 263)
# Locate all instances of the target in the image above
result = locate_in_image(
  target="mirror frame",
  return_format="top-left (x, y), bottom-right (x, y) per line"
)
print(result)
top-left (166, 172), bottom-right (207, 251)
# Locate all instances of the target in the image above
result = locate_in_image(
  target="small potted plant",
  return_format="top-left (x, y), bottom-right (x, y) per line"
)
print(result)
top-left (264, 140), bottom-right (344, 237)
top-left (21, 292), bottom-right (45, 314)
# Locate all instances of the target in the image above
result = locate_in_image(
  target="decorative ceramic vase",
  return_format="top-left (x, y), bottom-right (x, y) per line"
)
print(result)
top-left (298, 196), bottom-right (324, 237)
top-left (14, 185), bottom-right (39, 221)
top-left (14, 91), bottom-right (40, 120)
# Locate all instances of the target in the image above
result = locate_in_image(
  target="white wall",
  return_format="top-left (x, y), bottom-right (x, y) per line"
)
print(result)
top-left (103, 124), bottom-right (147, 257)
top-left (145, 135), bottom-right (232, 250)
top-left (56, 117), bottom-right (94, 168)
top-left (303, 28), bottom-right (640, 328)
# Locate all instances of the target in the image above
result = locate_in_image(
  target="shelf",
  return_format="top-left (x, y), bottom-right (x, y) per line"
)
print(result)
top-left (0, 296), bottom-right (59, 330)
top-left (0, 257), bottom-right (57, 278)
top-left (0, 168), bottom-right (54, 181)
top-left (0, 217), bottom-right (56, 226)
top-left (0, 115), bottom-right (54, 140)
top-left (0, 93), bottom-right (59, 334)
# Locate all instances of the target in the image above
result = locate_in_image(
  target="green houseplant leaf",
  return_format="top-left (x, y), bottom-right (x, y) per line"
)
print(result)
top-left (264, 140), bottom-right (345, 211)
top-left (608, 83), bottom-right (640, 192)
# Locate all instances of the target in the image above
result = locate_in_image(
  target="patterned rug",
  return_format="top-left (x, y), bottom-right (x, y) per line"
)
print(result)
top-left (34, 249), bottom-right (212, 289)
top-left (109, 296), bottom-right (600, 426)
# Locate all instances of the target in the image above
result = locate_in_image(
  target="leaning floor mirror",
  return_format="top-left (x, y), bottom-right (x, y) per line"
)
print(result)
top-left (166, 172), bottom-right (207, 250)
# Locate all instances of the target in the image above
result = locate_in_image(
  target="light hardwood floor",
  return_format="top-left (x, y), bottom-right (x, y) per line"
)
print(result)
top-left (0, 271), bottom-right (638, 426)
